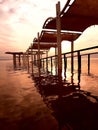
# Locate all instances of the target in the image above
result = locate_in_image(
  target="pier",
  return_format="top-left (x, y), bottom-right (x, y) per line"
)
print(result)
top-left (5, 52), bottom-right (23, 68)
top-left (5, 0), bottom-right (98, 129)
top-left (6, 0), bottom-right (98, 88)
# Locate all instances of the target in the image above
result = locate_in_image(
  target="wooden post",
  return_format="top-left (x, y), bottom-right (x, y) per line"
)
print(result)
top-left (19, 54), bottom-right (21, 66)
top-left (13, 54), bottom-right (16, 68)
top-left (56, 1), bottom-right (62, 83)
top-left (71, 40), bottom-right (74, 85)
top-left (38, 32), bottom-right (41, 78)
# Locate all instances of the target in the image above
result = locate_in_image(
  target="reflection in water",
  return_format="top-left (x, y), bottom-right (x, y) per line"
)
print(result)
top-left (0, 58), bottom-right (98, 130)
top-left (35, 76), bottom-right (98, 130)
top-left (0, 60), bottom-right (58, 130)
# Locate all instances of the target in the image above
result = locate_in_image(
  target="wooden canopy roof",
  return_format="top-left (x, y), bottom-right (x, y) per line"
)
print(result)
top-left (5, 52), bottom-right (23, 55)
top-left (31, 42), bottom-right (57, 50)
top-left (34, 30), bottom-right (81, 43)
top-left (31, 30), bottom-right (81, 50)
top-left (43, 0), bottom-right (98, 32)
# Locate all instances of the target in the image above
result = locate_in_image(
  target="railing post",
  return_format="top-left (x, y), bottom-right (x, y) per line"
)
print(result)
top-left (88, 54), bottom-right (90, 75)
top-left (38, 32), bottom-right (41, 78)
top-left (64, 54), bottom-right (67, 81)
top-left (71, 40), bottom-right (74, 85)
top-left (43, 59), bottom-right (45, 71)
top-left (51, 57), bottom-right (53, 75)
top-left (77, 51), bottom-right (81, 87)
top-left (31, 44), bottom-right (33, 76)
top-left (27, 52), bottom-right (29, 73)
top-left (46, 51), bottom-right (48, 75)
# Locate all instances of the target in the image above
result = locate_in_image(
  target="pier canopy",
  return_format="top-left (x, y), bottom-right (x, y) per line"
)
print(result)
top-left (31, 30), bottom-right (81, 50)
top-left (43, 0), bottom-right (98, 32)
top-left (5, 52), bottom-right (23, 55)
top-left (36, 30), bottom-right (81, 43)
top-left (31, 42), bottom-right (57, 50)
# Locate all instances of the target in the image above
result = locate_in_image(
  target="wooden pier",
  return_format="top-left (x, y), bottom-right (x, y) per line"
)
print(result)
top-left (5, 0), bottom-right (98, 89)
top-left (5, 52), bottom-right (23, 68)
top-left (5, 1), bottom-right (98, 129)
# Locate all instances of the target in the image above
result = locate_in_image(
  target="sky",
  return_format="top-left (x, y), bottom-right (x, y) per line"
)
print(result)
top-left (0, 0), bottom-right (98, 59)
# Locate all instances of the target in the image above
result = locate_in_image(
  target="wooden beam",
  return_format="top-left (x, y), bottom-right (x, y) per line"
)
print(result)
top-left (56, 1), bottom-right (62, 83)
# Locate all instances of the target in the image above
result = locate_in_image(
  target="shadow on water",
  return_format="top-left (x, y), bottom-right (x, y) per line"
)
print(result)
top-left (34, 76), bottom-right (98, 130)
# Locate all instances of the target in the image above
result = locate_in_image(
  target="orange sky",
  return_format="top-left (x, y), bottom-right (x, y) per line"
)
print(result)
top-left (0, 0), bottom-right (98, 59)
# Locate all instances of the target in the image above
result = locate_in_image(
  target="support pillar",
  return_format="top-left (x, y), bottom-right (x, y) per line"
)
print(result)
top-left (56, 1), bottom-right (62, 83)
top-left (13, 54), bottom-right (16, 68)
top-left (19, 54), bottom-right (21, 66)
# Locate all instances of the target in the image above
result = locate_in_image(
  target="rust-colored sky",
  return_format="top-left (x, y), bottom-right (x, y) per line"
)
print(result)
top-left (0, 0), bottom-right (98, 59)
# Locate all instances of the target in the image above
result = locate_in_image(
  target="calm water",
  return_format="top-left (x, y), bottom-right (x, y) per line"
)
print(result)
top-left (0, 60), bottom-right (58, 130)
top-left (0, 59), bottom-right (98, 130)
top-left (47, 57), bottom-right (98, 95)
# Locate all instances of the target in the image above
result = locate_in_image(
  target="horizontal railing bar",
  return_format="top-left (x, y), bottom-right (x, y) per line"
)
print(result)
top-left (40, 46), bottom-right (98, 60)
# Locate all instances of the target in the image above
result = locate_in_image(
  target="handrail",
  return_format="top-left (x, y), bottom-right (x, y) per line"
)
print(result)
top-left (40, 46), bottom-right (98, 60)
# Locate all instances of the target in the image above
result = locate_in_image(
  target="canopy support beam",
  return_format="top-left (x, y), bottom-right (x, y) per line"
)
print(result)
top-left (56, 1), bottom-right (62, 84)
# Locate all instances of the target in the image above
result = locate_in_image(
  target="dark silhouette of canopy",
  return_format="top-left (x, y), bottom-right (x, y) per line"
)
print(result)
top-left (43, 0), bottom-right (98, 32)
